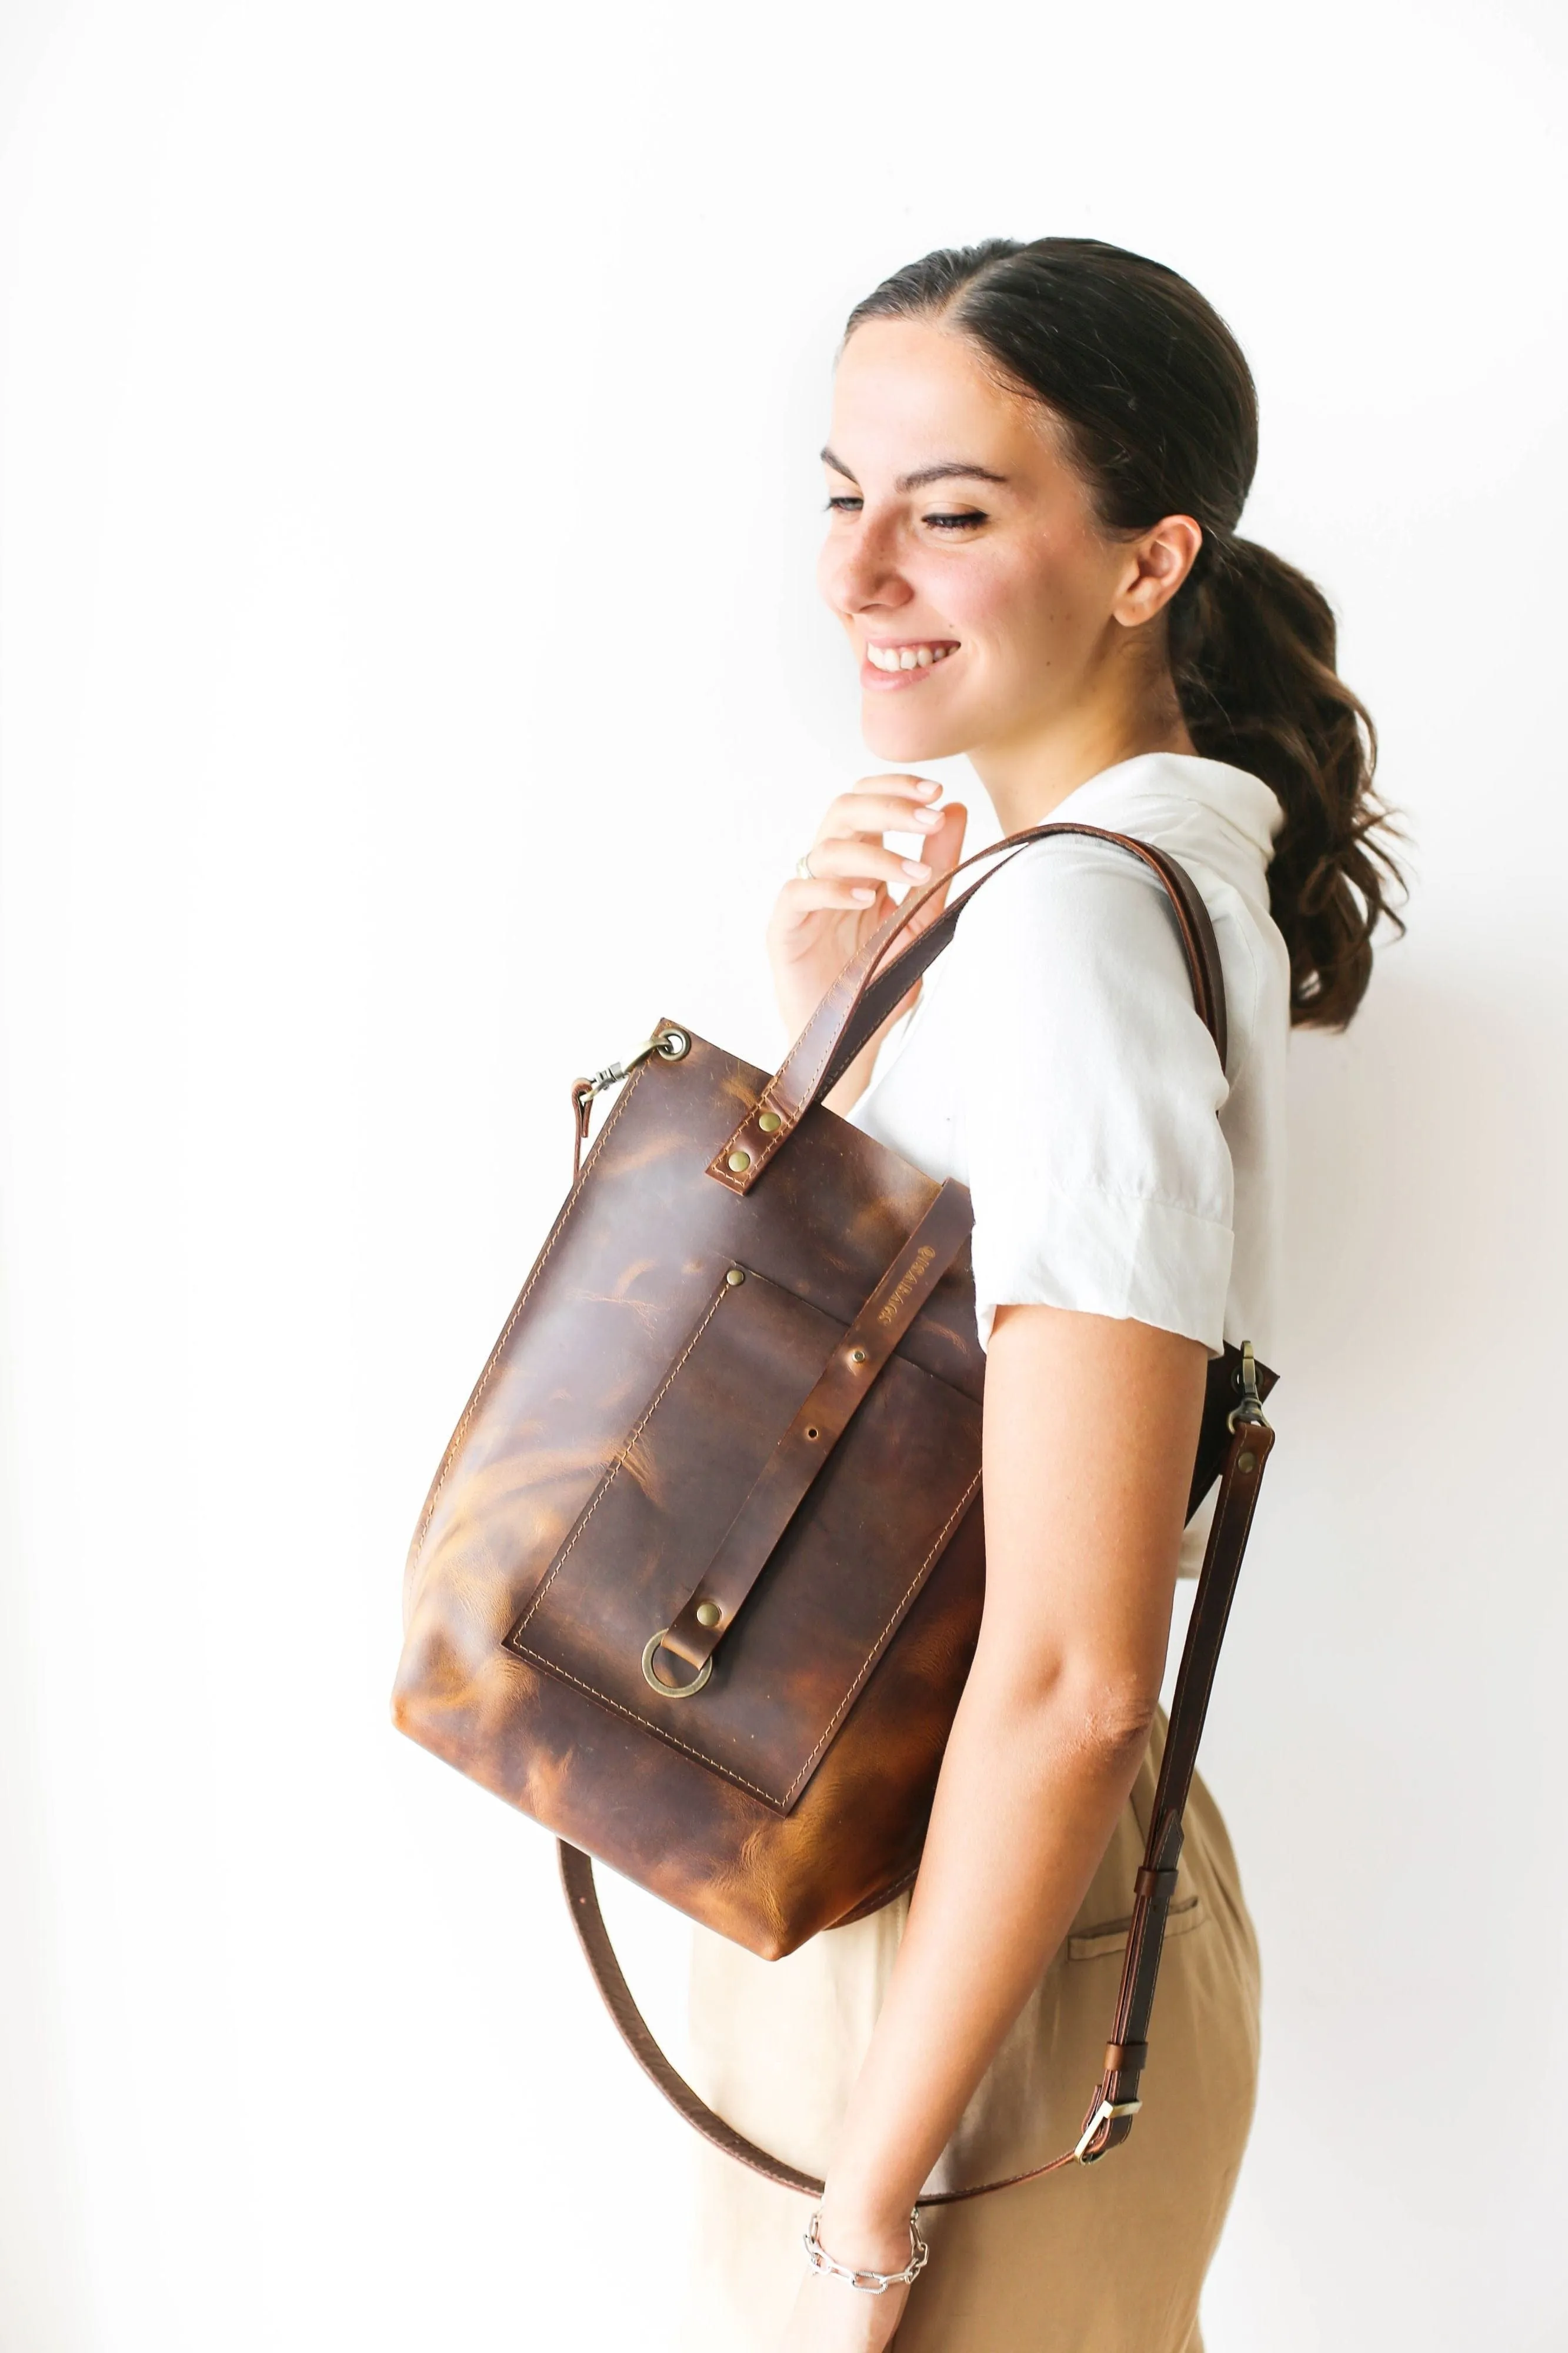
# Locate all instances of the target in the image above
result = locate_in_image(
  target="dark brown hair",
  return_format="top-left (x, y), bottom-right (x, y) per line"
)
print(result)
top-left (846, 238), bottom-right (1404, 1028)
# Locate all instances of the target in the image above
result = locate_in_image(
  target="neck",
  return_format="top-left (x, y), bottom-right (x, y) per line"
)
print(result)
top-left (968, 668), bottom-right (1196, 836)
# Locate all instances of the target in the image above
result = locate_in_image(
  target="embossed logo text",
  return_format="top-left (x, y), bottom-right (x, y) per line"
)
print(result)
top-left (877, 1244), bottom-right (936, 1327)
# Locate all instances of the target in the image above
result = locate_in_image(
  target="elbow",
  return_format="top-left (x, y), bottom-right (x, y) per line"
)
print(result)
top-left (975, 1647), bottom-right (1160, 1780)
top-left (1067, 1678), bottom-right (1160, 1775)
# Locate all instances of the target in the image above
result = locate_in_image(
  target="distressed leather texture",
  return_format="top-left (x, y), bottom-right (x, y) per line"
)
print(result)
top-left (510, 1255), bottom-right (982, 1809)
top-left (393, 825), bottom-right (1273, 1965)
top-left (655, 1181), bottom-right (975, 1682)
top-left (394, 1027), bottom-right (992, 1955)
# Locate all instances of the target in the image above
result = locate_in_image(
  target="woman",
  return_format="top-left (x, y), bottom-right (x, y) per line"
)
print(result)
top-left (685, 239), bottom-right (1400, 2352)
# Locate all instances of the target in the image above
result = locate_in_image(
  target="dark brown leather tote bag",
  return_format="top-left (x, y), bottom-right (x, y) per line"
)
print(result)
top-left (393, 822), bottom-right (1276, 2197)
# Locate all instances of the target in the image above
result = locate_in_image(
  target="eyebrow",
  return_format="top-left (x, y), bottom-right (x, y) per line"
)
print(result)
top-left (820, 447), bottom-right (1010, 492)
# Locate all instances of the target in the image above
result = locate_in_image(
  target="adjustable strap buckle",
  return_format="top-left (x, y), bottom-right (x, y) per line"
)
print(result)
top-left (1074, 2096), bottom-right (1143, 2164)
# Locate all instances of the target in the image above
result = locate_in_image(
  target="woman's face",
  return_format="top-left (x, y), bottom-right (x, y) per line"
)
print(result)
top-left (817, 317), bottom-right (1176, 773)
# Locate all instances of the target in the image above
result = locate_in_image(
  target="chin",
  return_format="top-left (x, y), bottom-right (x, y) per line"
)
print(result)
top-left (860, 699), bottom-right (974, 766)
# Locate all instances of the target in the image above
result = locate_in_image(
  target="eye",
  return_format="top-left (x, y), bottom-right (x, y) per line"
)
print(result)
top-left (825, 495), bottom-right (863, 516)
top-left (924, 509), bottom-right (987, 532)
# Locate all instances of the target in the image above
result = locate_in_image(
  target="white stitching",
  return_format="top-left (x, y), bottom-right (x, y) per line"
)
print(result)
top-left (783, 1469), bottom-right (983, 1804)
top-left (512, 1279), bottom-right (734, 1637)
top-left (511, 1646), bottom-right (781, 1805)
top-left (408, 1059), bottom-right (655, 1566)
top-left (713, 903), bottom-right (929, 1183)
top-left (765, 924), bottom-right (882, 1101)
top-left (516, 1463), bottom-right (982, 1815)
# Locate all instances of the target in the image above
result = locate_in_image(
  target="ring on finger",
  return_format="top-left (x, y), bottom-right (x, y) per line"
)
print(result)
top-left (795, 852), bottom-right (816, 881)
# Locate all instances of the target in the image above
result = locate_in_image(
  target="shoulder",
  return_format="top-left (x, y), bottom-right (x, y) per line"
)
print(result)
top-left (951, 754), bottom-right (1287, 1078)
top-left (958, 754), bottom-right (1281, 922)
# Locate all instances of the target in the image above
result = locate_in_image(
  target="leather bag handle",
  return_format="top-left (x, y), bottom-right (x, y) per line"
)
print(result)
top-left (560, 1391), bottom-right (1275, 2204)
top-left (708, 824), bottom-right (1227, 1195)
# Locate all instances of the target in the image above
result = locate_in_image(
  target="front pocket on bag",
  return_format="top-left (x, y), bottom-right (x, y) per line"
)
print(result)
top-left (1067, 1894), bottom-right (1206, 1962)
top-left (506, 1259), bottom-right (981, 1812)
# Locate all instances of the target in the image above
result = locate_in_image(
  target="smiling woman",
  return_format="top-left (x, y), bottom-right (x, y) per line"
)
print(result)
top-left (813, 325), bottom-right (1203, 791)
top-left (681, 238), bottom-right (1402, 2353)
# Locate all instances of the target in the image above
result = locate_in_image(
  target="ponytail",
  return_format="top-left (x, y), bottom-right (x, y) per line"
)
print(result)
top-left (845, 236), bottom-right (1406, 1028)
top-left (1170, 535), bottom-right (1402, 1028)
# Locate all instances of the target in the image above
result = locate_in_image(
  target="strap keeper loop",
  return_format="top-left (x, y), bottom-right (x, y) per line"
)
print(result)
top-left (1103, 2040), bottom-right (1149, 2077)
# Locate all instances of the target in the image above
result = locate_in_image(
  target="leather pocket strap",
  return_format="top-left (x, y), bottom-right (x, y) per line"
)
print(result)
top-left (655, 1181), bottom-right (973, 1678)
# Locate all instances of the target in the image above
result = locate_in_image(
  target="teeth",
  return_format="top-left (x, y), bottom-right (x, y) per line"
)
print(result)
top-left (866, 642), bottom-right (953, 671)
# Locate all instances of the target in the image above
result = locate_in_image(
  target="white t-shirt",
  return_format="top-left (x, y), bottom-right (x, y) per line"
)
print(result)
top-left (850, 751), bottom-right (1289, 1367)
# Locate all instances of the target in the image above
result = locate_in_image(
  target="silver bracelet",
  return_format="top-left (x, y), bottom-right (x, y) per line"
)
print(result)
top-left (802, 2208), bottom-right (929, 2293)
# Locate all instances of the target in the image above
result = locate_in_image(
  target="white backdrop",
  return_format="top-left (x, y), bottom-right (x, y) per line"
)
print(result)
top-left (2, 4), bottom-right (1564, 2347)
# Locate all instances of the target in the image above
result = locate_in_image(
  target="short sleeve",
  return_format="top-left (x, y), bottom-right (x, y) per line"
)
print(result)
top-left (954, 840), bottom-right (1235, 1354)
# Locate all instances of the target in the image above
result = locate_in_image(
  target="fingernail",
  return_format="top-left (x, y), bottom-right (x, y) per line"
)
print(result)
top-left (915, 779), bottom-right (939, 798)
top-left (902, 860), bottom-right (931, 880)
top-left (852, 887), bottom-right (876, 903)
top-left (913, 809), bottom-right (942, 829)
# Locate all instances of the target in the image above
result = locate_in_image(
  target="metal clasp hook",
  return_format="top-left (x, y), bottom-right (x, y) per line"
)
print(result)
top-left (1226, 1340), bottom-right (1270, 1432)
top-left (576, 1024), bottom-right (690, 1106)
top-left (569, 1026), bottom-right (692, 1180)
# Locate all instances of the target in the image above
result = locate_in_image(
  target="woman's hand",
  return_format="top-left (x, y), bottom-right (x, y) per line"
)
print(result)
top-left (776, 2254), bottom-right (911, 2352)
top-left (766, 776), bottom-right (967, 1109)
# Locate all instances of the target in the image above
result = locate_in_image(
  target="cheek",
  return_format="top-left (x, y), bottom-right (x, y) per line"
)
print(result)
top-left (929, 550), bottom-right (1013, 635)
top-left (963, 535), bottom-right (1105, 669)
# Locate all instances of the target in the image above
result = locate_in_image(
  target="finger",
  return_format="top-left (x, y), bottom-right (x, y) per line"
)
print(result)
top-left (816, 795), bottom-right (948, 846)
top-left (778, 876), bottom-right (880, 912)
top-left (897, 801), bottom-right (966, 886)
top-left (848, 772), bottom-right (942, 802)
top-left (806, 838), bottom-right (935, 889)
top-left (898, 804), bottom-right (970, 936)
top-left (816, 777), bottom-right (942, 834)
top-left (923, 801), bottom-right (969, 876)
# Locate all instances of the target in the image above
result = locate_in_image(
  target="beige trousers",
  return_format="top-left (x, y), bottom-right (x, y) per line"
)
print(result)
top-left (685, 1715), bottom-right (1259, 2352)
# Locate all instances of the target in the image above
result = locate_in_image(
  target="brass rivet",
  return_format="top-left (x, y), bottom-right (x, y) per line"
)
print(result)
top-left (850, 1347), bottom-right (868, 1364)
top-left (695, 1600), bottom-right (721, 1628)
top-left (725, 1267), bottom-right (746, 1287)
top-left (727, 1150), bottom-right (751, 1174)
top-left (1238, 1451), bottom-right (1256, 1473)
top-left (805, 1426), bottom-right (819, 1441)
top-left (757, 1110), bottom-right (783, 1134)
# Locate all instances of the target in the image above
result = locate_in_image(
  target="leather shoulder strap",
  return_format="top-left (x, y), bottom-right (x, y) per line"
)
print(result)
top-left (708, 826), bottom-right (1227, 1197)
top-left (558, 1391), bottom-right (1275, 2204)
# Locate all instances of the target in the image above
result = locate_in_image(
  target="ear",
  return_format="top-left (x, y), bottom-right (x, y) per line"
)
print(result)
top-left (1112, 516), bottom-right (1203, 628)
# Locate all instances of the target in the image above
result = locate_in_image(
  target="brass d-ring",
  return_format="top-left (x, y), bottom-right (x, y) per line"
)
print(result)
top-left (641, 1629), bottom-right (713, 1699)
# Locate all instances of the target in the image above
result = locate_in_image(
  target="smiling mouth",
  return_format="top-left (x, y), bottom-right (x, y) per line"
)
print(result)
top-left (864, 640), bottom-right (959, 672)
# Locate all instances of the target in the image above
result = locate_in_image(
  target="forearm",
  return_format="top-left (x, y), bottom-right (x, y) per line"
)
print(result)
top-left (818, 1648), bottom-right (1152, 2254)
top-left (813, 1305), bottom-right (1203, 2268)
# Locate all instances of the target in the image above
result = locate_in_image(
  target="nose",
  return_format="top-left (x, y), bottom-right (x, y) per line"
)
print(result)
top-left (818, 510), bottom-right (915, 621)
